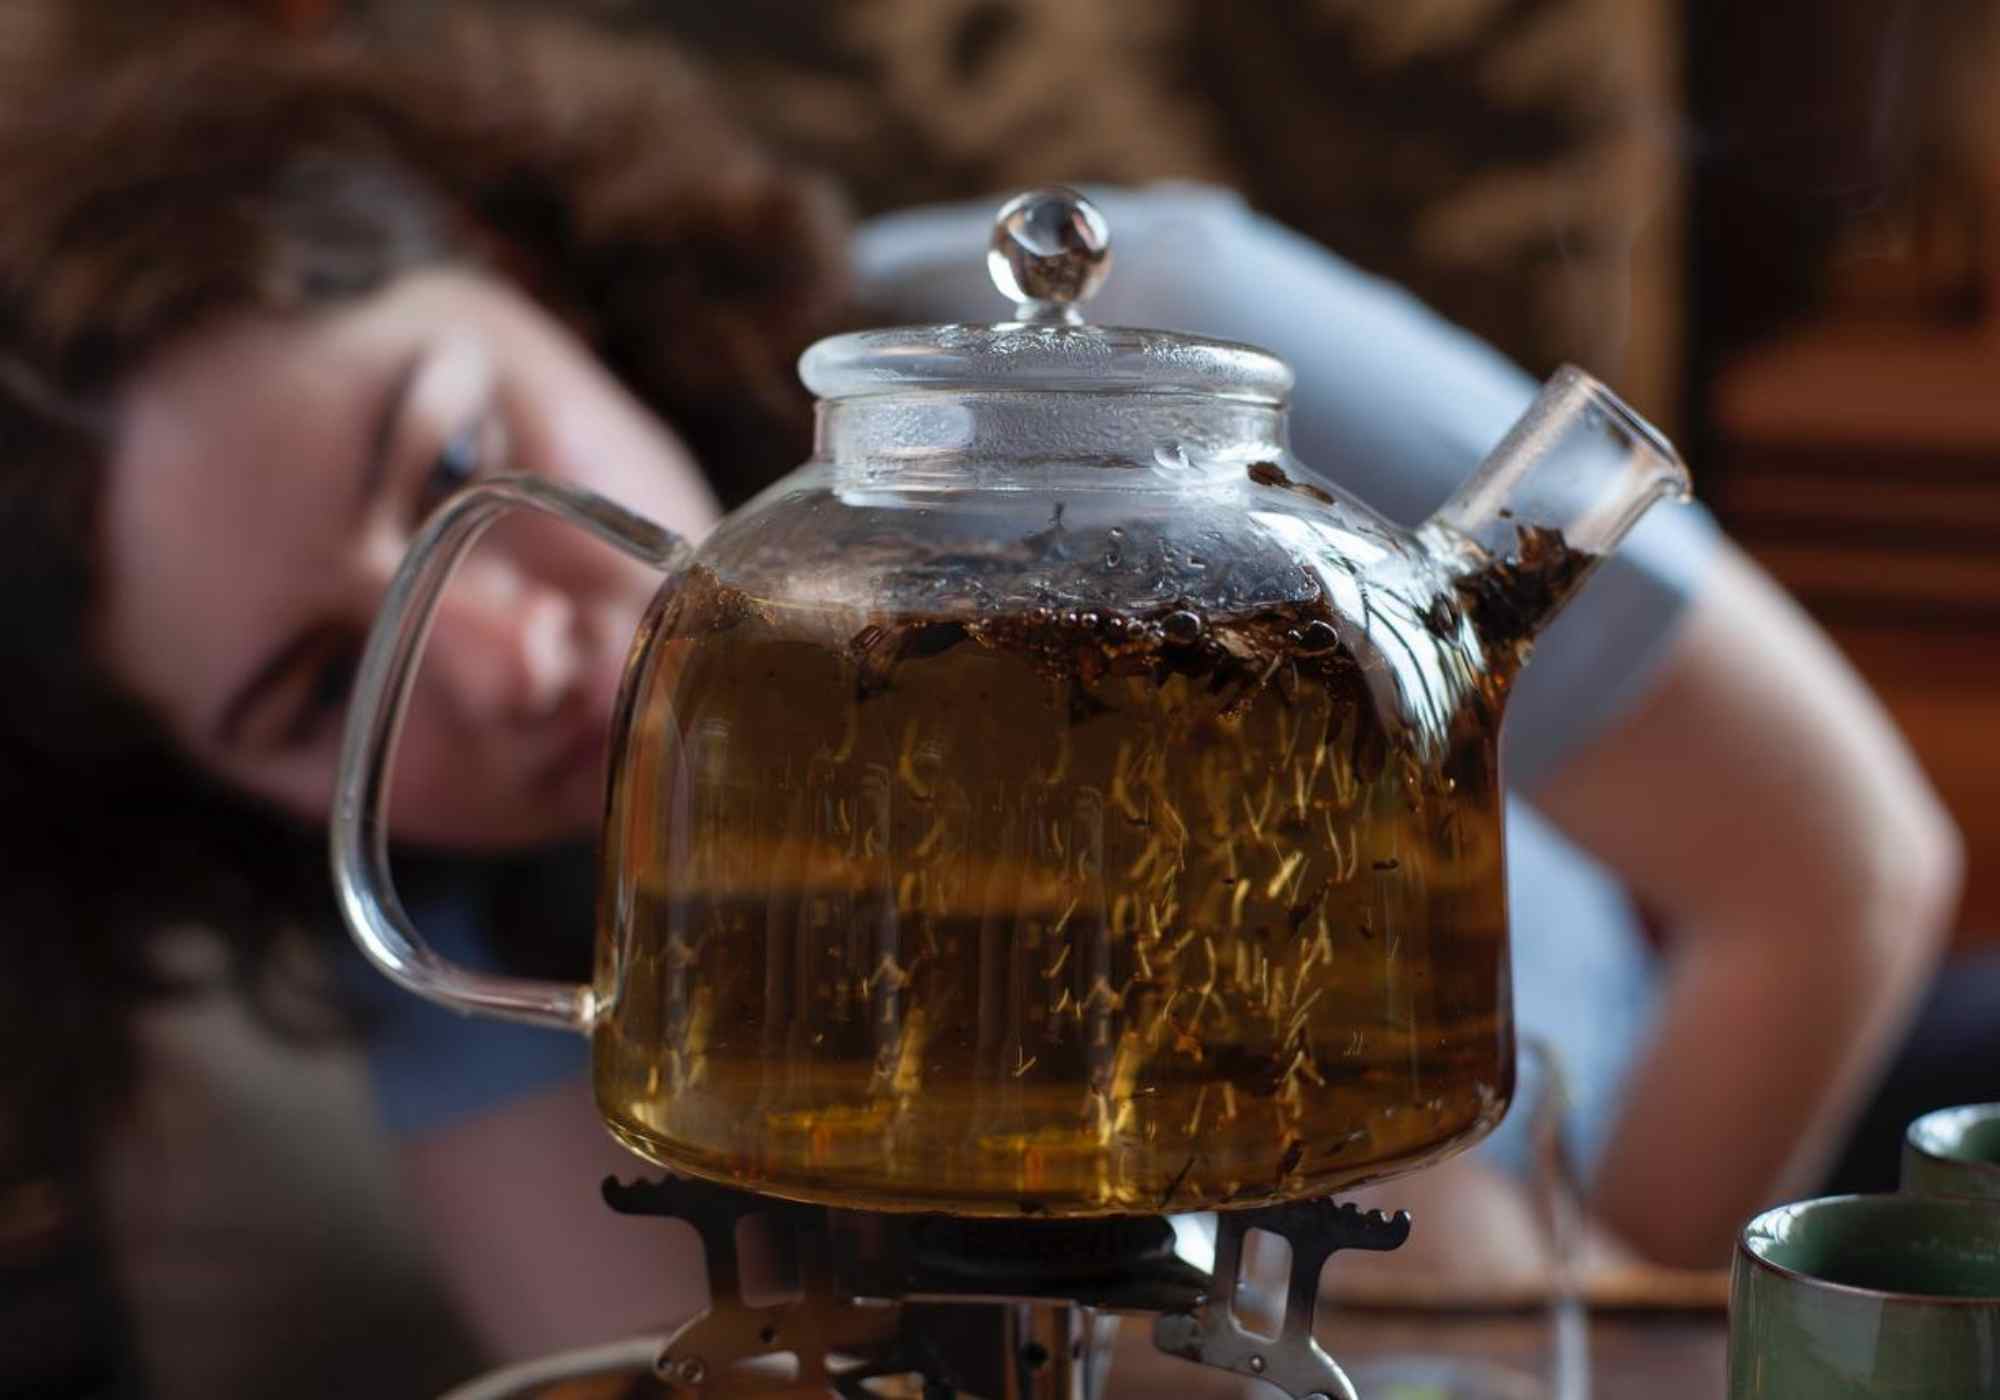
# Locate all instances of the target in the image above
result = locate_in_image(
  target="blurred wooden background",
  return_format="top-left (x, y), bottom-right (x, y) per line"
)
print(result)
top-left (1687, 0), bottom-right (2000, 944)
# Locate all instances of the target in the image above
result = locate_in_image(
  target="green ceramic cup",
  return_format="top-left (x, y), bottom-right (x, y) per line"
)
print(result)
top-left (1903, 1103), bottom-right (2000, 1201)
top-left (1728, 1194), bottom-right (2000, 1397)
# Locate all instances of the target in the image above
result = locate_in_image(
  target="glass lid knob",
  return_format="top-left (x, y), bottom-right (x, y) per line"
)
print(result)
top-left (987, 186), bottom-right (1111, 325)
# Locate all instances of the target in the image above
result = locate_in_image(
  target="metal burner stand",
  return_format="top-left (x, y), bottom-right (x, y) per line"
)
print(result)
top-left (600, 1177), bottom-right (1410, 1400)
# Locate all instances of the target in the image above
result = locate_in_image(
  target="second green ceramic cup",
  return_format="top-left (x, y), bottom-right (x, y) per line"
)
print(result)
top-left (1903, 1102), bottom-right (2000, 1200)
top-left (1728, 1194), bottom-right (2000, 1398)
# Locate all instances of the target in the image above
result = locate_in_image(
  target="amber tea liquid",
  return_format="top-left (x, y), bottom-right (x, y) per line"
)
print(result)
top-left (595, 577), bottom-right (1515, 1215)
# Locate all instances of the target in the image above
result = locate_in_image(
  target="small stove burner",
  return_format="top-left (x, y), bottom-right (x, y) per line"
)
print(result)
top-left (600, 1177), bottom-right (1410, 1400)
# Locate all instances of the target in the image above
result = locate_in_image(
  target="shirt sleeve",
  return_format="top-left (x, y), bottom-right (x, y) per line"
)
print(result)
top-left (331, 854), bottom-right (593, 1140)
top-left (853, 183), bottom-right (1721, 790)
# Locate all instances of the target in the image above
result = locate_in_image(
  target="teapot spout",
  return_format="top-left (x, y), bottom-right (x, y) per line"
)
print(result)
top-left (1427, 365), bottom-right (1691, 646)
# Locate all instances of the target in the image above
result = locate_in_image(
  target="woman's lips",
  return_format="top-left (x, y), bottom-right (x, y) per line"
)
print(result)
top-left (537, 718), bottom-right (611, 798)
top-left (533, 646), bottom-right (630, 804)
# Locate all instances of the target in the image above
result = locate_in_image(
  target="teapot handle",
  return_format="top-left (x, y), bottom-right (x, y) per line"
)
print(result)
top-left (330, 476), bottom-right (688, 1032)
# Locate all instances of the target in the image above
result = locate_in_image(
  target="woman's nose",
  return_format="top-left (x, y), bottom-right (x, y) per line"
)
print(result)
top-left (421, 555), bottom-right (583, 728)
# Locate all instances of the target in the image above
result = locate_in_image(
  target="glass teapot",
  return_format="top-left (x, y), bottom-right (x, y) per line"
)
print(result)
top-left (333, 188), bottom-right (1689, 1218)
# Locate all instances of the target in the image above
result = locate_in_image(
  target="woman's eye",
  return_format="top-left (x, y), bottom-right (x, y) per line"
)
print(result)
top-left (418, 421), bottom-right (488, 516)
top-left (284, 644), bottom-right (360, 748)
top-left (311, 649), bottom-right (358, 714)
top-left (417, 413), bottom-right (511, 521)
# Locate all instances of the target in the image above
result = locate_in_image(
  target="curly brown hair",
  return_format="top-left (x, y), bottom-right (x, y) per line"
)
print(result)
top-left (0, 0), bottom-right (850, 1305)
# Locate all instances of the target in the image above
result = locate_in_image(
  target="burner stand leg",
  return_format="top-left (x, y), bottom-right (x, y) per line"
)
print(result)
top-left (1004, 1304), bottom-right (1095, 1400)
top-left (1153, 1200), bottom-right (1411, 1400)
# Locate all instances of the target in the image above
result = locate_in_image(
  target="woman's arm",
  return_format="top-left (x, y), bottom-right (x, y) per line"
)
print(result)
top-left (1534, 541), bottom-right (1963, 1267)
top-left (398, 1078), bottom-right (710, 1364)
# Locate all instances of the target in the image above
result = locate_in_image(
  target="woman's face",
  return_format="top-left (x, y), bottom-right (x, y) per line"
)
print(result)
top-left (97, 267), bottom-right (721, 849)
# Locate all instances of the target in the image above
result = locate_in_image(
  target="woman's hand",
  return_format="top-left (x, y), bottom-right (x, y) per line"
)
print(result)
top-left (1534, 541), bottom-right (1963, 1267)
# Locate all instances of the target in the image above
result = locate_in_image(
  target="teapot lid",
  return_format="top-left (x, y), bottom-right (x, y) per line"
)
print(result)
top-left (800, 187), bottom-right (1295, 405)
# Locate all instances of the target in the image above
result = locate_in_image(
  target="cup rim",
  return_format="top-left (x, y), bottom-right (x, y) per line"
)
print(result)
top-left (1906, 1103), bottom-right (2000, 1181)
top-left (1736, 1193), bottom-right (2000, 1307)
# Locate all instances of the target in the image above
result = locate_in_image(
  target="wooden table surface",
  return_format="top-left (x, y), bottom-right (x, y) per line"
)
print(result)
top-left (1325, 1305), bottom-right (1728, 1398)
top-left (1110, 1282), bottom-right (1731, 1400)
top-left (507, 1302), bottom-right (1730, 1400)
top-left (1582, 1311), bottom-right (1728, 1396)
top-left (502, 1263), bottom-right (1736, 1400)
